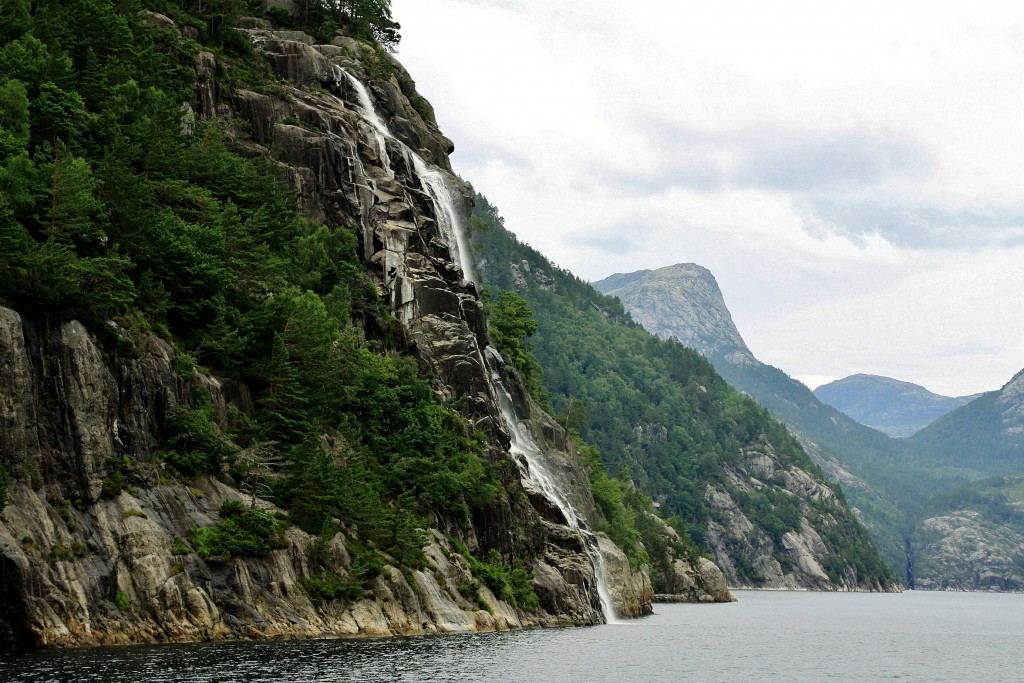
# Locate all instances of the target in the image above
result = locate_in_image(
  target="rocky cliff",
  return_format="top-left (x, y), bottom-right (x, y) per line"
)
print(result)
top-left (595, 264), bottom-right (755, 366)
top-left (0, 14), bottom-right (657, 649)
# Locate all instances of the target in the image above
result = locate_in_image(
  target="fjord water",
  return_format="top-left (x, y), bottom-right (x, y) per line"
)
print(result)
top-left (5, 591), bottom-right (1024, 682)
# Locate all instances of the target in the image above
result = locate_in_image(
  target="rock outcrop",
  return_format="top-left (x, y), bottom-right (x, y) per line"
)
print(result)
top-left (0, 20), bottom-right (652, 649)
top-left (913, 509), bottom-right (1024, 592)
top-left (640, 515), bottom-right (734, 603)
top-left (595, 264), bottom-right (755, 365)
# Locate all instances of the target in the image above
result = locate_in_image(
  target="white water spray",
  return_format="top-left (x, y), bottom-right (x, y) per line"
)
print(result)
top-left (485, 348), bottom-right (619, 623)
top-left (336, 67), bottom-right (475, 282)
top-left (335, 64), bottom-right (616, 622)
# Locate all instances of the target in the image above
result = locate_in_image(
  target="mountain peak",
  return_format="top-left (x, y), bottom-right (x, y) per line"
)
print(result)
top-left (593, 263), bottom-right (753, 362)
top-left (814, 374), bottom-right (981, 437)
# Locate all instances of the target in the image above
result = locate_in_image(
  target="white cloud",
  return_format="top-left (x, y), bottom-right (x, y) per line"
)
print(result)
top-left (392, 0), bottom-right (1024, 395)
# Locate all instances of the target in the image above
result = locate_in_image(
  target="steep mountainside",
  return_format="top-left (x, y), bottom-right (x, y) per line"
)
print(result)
top-left (912, 473), bottom-right (1024, 591)
top-left (0, 3), bottom-right (702, 649)
top-left (908, 370), bottom-right (1024, 476)
top-left (594, 263), bottom-right (1024, 591)
top-left (474, 198), bottom-right (896, 592)
top-left (594, 265), bottom-right (919, 574)
top-left (815, 374), bottom-right (981, 437)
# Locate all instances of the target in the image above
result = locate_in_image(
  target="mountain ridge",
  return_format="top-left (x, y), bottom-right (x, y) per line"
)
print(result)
top-left (595, 262), bottom-right (1024, 591)
top-left (814, 373), bottom-right (982, 437)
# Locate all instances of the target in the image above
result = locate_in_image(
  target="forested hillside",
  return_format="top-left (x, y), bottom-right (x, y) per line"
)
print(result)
top-left (592, 262), bottom-right (1024, 590)
top-left (472, 196), bottom-right (895, 590)
top-left (0, 0), bottom-right (494, 574)
top-left (0, 0), bottom-right (676, 648)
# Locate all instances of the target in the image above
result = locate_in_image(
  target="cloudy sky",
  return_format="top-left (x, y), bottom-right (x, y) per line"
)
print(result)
top-left (390, 0), bottom-right (1024, 396)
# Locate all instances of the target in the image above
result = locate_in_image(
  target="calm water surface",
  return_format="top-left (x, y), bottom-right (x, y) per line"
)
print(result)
top-left (3, 590), bottom-right (1024, 682)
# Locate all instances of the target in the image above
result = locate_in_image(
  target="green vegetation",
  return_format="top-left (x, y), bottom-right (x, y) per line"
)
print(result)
top-left (0, 464), bottom-right (9, 510)
top-left (263, 0), bottom-right (401, 50)
top-left (160, 394), bottom-right (236, 476)
top-left (472, 194), bottom-right (894, 588)
top-left (189, 499), bottom-right (287, 562)
top-left (49, 544), bottom-right (74, 562)
top-left (298, 532), bottom-right (384, 604)
top-left (451, 540), bottom-right (539, 612)
top-left (908, 391), bottom-right (1023, 477)
top-left (114, 590), bottom-right (131, 610)
top-left (487, 289), bottom-right (547, 404)
top-left (922, 474), bottom-right (1024, 527)
top-left (0, 0), bottom-right (515, 597)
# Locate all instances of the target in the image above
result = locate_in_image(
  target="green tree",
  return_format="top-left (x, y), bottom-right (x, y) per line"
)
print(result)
top-left (0, 0), bottom-right (31, 41)
top-left (45, 150), bottom-right (107, 250)
top-left (0, 464), bottom-right (9, 510)
top-left (0, 79), bottom-right (29, 157)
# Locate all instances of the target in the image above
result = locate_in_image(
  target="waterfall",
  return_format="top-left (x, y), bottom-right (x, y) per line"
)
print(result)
top-left (408, 155), bottom-right (477, 283)
top-left (485, 348), bottom-right (619, 623)
top-left (336, 64), bottom-right (616, 623)
top-left (335, 67), bottom-right (476, 283)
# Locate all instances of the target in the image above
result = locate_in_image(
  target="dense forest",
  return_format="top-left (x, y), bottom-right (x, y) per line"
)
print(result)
top-left (0, 0), bottom-right (563, 606)
top-left (472, 195), bottom-right (894, 588)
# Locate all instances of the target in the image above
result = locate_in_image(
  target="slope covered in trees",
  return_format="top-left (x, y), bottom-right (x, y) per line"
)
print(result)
top-left (472, 196), bottom-right (895, 590)
top-left (0, 1), bottom-right (679, 644)
top-left (0, 0), bottom-right (491, 568)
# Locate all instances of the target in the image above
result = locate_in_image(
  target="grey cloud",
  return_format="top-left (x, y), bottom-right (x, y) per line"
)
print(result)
top-left (596, 118), bottom-right (934, 195)
top-left (733, 127), bottom-right (933, 191)
top-left (802, 196), bottom-right (1024, 248)
top-left (566, 226), bottom-right (636, 256)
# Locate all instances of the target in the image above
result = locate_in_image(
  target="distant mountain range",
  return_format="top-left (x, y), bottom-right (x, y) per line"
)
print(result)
top-left (595, 263), bottom-right (1024, 590)
top-left (814, 374), bottom-right (982, 438)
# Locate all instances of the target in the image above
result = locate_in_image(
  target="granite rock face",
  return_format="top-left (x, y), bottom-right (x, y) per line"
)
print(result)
top-left (642, 515), bottom-right (734, 604)
top-left (701, 439), bottom-right (889, 591)
top-left (595, 264), bottom-right (754, 365)
top-left (914, 509), bottom-right (1024, 592)
top-left (0, 23), bottom-right (652, 649)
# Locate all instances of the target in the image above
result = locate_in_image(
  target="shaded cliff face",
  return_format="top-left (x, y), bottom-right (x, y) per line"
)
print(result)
top-left (815, 374), bottom-right (981, 438)
top-left (0, 18), bottom-right (651, 648)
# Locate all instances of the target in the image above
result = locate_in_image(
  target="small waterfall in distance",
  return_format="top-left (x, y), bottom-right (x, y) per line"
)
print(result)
top-left (338, 66), bottom-right (617, 623)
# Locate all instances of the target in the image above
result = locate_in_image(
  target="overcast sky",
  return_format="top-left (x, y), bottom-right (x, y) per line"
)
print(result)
top-left (390, 0), bottom-right (1024, 396)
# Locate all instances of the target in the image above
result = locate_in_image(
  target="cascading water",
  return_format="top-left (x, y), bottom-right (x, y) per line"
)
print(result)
top-left (336, 63), bottom-right (616, 623)
top-left (335, 67), bottom-right (476, 283)
top-left (485, 348), bottom-right (619, 623)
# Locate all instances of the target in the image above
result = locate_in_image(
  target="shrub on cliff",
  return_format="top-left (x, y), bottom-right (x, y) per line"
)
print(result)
top-left (189, 499), bottom-right (287, 562)
top-left (0, 464), bottom-right (9, 510)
